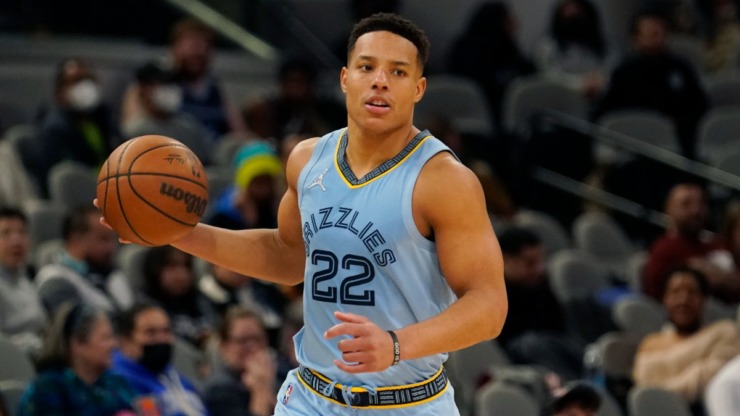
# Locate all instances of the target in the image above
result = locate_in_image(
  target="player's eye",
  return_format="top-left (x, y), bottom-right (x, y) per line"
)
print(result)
top-left (359, 64), bottom-right (372, 71)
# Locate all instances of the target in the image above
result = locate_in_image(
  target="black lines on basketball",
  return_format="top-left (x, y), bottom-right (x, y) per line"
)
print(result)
top-left (96, 135), bottom-right (208, 247)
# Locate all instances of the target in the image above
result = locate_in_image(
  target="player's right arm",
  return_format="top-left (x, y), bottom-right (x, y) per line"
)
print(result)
top-left (169, 138), bottom-right (317, 286)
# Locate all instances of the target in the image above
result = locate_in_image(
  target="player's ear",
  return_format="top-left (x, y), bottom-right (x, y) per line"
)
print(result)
top-left (340, 67), bottom-right (348, 94)
top-left (414, 76), bottom-right (426, 103)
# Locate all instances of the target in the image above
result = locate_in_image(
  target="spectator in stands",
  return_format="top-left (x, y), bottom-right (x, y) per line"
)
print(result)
top-left (142, 245), bottom-right (219, 348)
top-left (35, 205), bottom-right (134, 315)
top-left (33, 58), bottom-right (119, 196)
top-left (544, 381), bottom-right (602, 416)
top-left (533, 0), bottom-right (610, 100)
top-left (18, 303), bottom-right (136, 415)
top-left (121, 18), bottom-right (246, 141)
top-left (642, 183), bottom-right (735, 302)
top-left (112, 301), bottom-right (208, 416)
top-left (699, 0), bottom-right (740, 73)
top-left (198, 262), bottom-right (287, 343)
top-left (206, 141), bottom-right (283, 230)
top-left (0, 207), bottom-right (46, 355)
top-left (122, 61), bottom-right (212, 165)
top-left (0, 135), bottom-right (38, 208)
top-left (498, 227), bottom-right (585, 381)
top-left (718, 199), bottom-right (740, 283)
top-left (593, 9), bottom-right (708, 159)
top-left (168, 18), bottom-right (246, 140)
top-left (633, 267), bottom-right (740, 407)
top-left (241, 56), bottom-right (346, 142)
top-left (448, 1), bottom-right (536, 131)
top-left (202, 307), bottom-right (276, 416)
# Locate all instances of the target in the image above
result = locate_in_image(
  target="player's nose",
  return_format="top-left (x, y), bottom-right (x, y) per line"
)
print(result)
top-left (371, 70), bottom-right (389, 89)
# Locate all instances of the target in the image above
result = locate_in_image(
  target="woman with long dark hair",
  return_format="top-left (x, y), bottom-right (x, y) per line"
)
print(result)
top-left (143, 245), bottom-right (219, 348)
top-left (533, 0), bottom-right (611, 99)
top-left (449, 1), bottom-right (536, 128)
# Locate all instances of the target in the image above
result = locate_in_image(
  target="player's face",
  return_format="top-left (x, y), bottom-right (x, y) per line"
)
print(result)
top-left (341, 31), bottom-right (426, 135)
top-left (0, 217), bottom-right (29, 271)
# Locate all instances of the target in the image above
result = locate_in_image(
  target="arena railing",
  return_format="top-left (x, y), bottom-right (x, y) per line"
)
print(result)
top-left (529, 110), bottom-right (740, 227)
top-left (162, 0), bottom-right (279, 61)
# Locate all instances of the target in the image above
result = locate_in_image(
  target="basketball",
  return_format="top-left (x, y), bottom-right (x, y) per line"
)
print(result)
top-left (96, 135), bottom-right (209, 246)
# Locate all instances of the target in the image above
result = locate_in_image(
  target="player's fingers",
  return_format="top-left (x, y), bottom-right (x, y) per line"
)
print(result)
top-left (99, 216), bottom-right (112, 229)
top-left (340, 351), bottom-right (365, 363)
top-left (93, 198), bottom-right (100, 209)
top-left (334, 359), bottom-right (371, 374)
top-left (324, 322), bottom-right (365, 340)
top-left (337, 337), bottom-right (366, 352)
top-left (334, 310), bottom-right (369, 324)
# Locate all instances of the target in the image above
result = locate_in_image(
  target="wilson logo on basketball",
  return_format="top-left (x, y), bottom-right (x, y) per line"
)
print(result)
top-left (159, 182), bottom-right (208, 216)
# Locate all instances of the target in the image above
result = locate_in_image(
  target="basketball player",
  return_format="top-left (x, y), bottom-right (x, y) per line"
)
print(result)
top-left (101, 13), bottom-right (507, 415)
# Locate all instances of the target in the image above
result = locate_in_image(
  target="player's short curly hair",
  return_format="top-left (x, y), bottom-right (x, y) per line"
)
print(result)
top-left (347, 13), bottom-right (430, 70)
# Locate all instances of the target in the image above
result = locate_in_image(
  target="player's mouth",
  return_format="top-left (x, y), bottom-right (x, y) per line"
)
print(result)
top-left (365, 97), bottom-right (391, 114)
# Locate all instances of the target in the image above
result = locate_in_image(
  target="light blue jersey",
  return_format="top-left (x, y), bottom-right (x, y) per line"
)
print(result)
top-left (294, 128), bottom-right (458, 389)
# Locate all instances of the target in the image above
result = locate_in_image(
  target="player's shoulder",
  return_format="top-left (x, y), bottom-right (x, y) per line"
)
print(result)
top-left (419, 150), bottom-right (479, 189)
top-left (285, 137), bottom-right (321, 186)
top-left (290, 137), bottom-right (320, 161)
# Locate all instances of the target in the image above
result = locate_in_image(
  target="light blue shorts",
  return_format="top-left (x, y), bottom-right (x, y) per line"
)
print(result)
top-left (273, 368), bottom-right (461, 416)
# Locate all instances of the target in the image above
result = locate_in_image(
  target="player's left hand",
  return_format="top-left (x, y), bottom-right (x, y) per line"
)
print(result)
top-left (324, 311), bottom-right (395, 373)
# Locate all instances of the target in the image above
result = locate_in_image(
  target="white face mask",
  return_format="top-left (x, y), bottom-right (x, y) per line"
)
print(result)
top-left (66, 79), bottom-right (101, 112)
top-left (152, 85), bottom-right (183, 114)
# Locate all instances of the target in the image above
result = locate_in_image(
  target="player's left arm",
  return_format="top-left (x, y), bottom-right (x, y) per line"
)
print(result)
top-left (398, 152), bottom-right (508, 358)
top-left (326, 152), bottom-right (507, 373)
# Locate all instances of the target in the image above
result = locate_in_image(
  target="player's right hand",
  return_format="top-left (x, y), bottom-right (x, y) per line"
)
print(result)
top-left (92, 198), bottom-right (132, 244)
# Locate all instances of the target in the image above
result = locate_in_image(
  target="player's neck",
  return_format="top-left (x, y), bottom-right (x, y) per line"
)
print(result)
top-left (344, 124), bottom-right (419, 177)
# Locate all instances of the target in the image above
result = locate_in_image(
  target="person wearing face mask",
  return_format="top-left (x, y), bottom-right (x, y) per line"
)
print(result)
top-left (121, 19), bottom-right (246, 142)
top-left (122, 62), bottom-right (212, 165)
top-left (32, 58), bottom-right (120, 197)
top-left (112, 301), bottom-right (209, 416)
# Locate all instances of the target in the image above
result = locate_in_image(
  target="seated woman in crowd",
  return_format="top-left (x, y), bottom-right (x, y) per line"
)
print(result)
top-left (18, 302), bottom-right (136, 415)
top-left (142, 246), bottom-right (219, 348)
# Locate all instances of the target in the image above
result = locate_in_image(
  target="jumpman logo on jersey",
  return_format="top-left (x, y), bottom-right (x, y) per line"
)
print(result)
top-left (307, 168), bottom-right (329, 191)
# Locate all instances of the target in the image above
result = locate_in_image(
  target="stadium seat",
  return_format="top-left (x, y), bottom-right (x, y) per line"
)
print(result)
top-left (502, 76), bottom-right (588, 136)
top-left (47, 161), bottom-right (98, 211)
top-left (414, 75), bottom-right (495, 137)
top-left (513, 209), bottom-right (570, 260)
top-left (547, 250), bottom-right (611, 304)
top-left (628, 386), bottom-right (692, 416)
top-left (475, 381), bottom-right (539, 416)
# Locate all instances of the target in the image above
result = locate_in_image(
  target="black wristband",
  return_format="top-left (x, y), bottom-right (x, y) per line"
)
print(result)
top-left (388, 330), bottom-right (401, 366)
